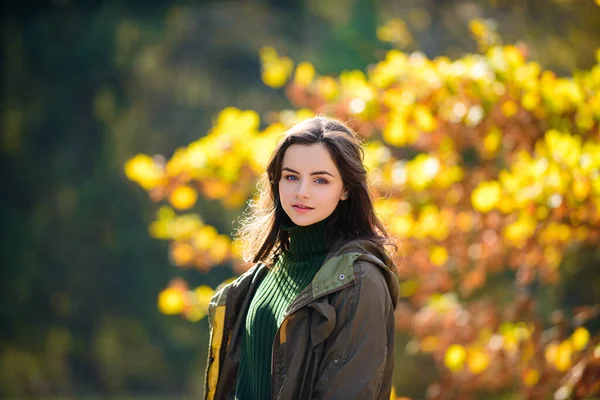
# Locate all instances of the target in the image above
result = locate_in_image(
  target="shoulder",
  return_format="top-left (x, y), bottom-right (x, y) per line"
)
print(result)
top-left (351, 256), bottom-right (399, 310)
top-left (353, 259), bottom-right (389, 285)
top-left (351, 259), bottom-right (393, 303)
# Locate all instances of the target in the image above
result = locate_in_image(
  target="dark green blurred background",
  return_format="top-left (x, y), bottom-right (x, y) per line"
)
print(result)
top-left (1, 0), bottom-right (599, 398)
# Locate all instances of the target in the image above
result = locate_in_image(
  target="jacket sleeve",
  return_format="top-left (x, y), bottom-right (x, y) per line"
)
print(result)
top-left (314, 261), bottom-right (396, 400)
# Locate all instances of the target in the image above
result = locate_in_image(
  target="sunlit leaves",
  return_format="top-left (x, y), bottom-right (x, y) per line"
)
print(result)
top-left (482, 126), bottom-right (502, 158)
top-left (467, 348), bottom-right (490, 374)
top-left (572, 327), bottom-right (591, 351)
top-left (471, 181), bottom-right (502, 213)
top-left (503, 214), bottom-right (537, 247)
top-left (168, 185), bottom-right (197, 210)
top-left (523, 368), bottom-right (540, 387)
top-left (294, 62), bottom-right (316, 87)
top-left (157, 286), bottom-right (185, 315)
top-left (444, 344), bottom-right (467, 372)
top-left (149, 206), bottom-right (233, 270)
top-left (125, 19), bottom-right (600, 398)
top-left (377, 18), bottom-right (413, 48)
top-left (468, 19), bottom-right (500, 51)
top-left (124, 154), bottom-right (164, 190)
top-left (158, 279), bottom-right (215, 321)
top-left (553, 341), bottom-right (574, 372)
top-left (429, 246), bottom-right (448, 267)
top-left (259, 46), bottom-right (293, 88)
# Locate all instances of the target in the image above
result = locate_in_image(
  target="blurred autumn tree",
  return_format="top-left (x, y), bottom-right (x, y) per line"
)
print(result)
top-left (125, 3), bottom-right (600, 400)
top-left (3, 0), bottom-right (600, 398)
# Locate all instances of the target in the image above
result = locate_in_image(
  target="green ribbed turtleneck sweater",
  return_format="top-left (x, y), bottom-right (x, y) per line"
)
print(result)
top-left (234, 218), bottom-right (329, 400)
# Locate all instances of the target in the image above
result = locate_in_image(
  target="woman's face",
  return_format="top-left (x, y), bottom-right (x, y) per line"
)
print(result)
top-left (279, 143), bottom-right (347, 226)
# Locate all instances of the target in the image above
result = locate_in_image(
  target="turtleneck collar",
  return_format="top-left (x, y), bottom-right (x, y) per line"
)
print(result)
top-left (280, 217), bottom-right (329, 261)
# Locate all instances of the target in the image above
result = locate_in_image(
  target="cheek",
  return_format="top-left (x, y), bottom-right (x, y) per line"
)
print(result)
top-left (278, 181), bottom-right (297, 206)
top-left (278, 180), bottom-right (292, 197)
top-left (321, 187), bottom-right (344, 206)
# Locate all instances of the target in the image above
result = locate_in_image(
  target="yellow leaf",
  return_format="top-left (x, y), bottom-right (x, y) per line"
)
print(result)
top-left (471, 181), bottom-right (502, 213)
top-left (413, 105), bottom-right (437, 132)
top-left (468, 19), bottom-right (486, 38)
top-left (158, 287), bottom-right (185, 315)
top-left (149, 220), bottom-right (170, 239)
top-left (169, 186), bottom-right (198, 210)
top-left (124, 154), bottom-right (163, 189)
top-left (571, 327), bottom-right (590, 351)
top-left (171, 215), bottom-right (203, 241)
top-left (483, 127), bottom-right (502, 158)
top-left (193, 225), bottom-right (218, 250)
top-left (262, 56), bottom-right (294, 88)
top-left (522, 91), bottom-right (540, 110)
top-left (572, 178), bottom-right (591, 201)
top-left (523, 368), bottom-right (540, 387)
top-left (545, 342), bottom-right (558, 364)
top-left (467, 348), bottom-right (490, 374)
top-left (503, 215), bottom-right (537, 245)
top-left (316, 77), bottom-right (338, 101)
top-left (504, 46), bottom-right (525, 67)
top-left (209, 235), bottom-right (230, 263)
top-left (392, 214), bottom-right (413, 237)
top-left (294, 62), bottom-right (315, 87)
top-left (444, 344), bottom-right (466, 372)
top-left (429, 246), bottom-right (448, 266)
top-left (555, 340), bottom-right (573, 371)
top-left (157, 205), bottom-right (176, 220)
top-left (377, 18), bottom-right (412, 47)
top-left (194, 285), bottom-right (214, 310)
top-left (383, 111), bottom-right (412, 146)
top-left (171, 243), bottom-right (195, 266)
top-left (501, 100), bottom-right (519, 117)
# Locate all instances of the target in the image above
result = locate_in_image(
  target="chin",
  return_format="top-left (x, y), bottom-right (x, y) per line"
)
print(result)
top-left (290, 215), bottom-right (327, 227)
top-left (293, 220), bottom-right (314, 227)
top-left (284, 205), bottom-right (334, 227)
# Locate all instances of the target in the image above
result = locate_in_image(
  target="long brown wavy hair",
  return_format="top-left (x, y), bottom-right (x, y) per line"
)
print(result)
top-left (236, 116), bottom-right (394, 266)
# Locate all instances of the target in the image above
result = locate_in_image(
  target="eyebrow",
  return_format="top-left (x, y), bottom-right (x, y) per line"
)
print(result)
top-left (282, 167), bottom-right (335, 177)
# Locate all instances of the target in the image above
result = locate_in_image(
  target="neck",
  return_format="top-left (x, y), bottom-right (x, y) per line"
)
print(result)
top-left (281, 217), bottom-right (329, 261)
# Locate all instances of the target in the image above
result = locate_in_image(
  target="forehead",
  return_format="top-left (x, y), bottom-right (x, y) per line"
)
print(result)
top-left (282, 143), bottom-right (338, 172)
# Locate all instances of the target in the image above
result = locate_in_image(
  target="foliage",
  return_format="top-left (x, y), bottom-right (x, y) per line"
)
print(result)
top-left (126, 18), bottom-right (600, 399)
top-left (3, 0), bottom-right (599, 397)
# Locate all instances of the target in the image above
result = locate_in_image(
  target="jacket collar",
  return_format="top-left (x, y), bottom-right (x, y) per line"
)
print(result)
top-left (312, 239), bottom-right (399, 308)
top-left (216, 238), bottom-right (399, 316)
top-left (311, 252), bottom-right (361, 296)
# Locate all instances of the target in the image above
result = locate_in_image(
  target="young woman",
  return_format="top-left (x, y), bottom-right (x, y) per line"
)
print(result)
top-left (204, 116), bottom-right (399, 400)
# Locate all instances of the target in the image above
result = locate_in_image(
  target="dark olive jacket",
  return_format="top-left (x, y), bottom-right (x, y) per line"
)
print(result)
top-left (204, 239), bottom-right (399, 400)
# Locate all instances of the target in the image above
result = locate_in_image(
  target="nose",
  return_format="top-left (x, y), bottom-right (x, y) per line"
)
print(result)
top-left (295, 182), bottom-right (311, 199)
top-left (295, 191), bottom-right (310, 199)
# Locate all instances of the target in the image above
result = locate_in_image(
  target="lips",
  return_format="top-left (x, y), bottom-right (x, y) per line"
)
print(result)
top-left (292, 203), bottom-right (313, 209)
top-left (292, 203), bottom-right (314, 213)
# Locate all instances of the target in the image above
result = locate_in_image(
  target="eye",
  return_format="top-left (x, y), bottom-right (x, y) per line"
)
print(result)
top-left (284, 175), bottom-right (298, 181)
top-left (315, 178), bottom-right (329, 184)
